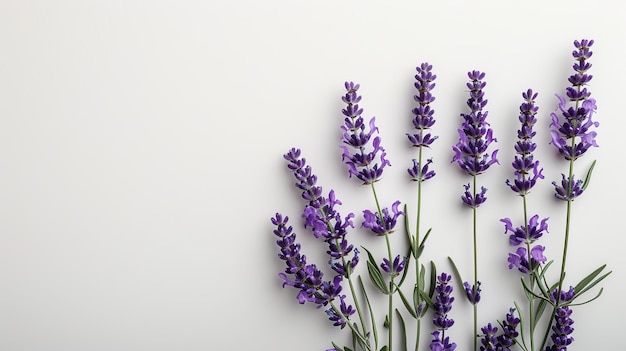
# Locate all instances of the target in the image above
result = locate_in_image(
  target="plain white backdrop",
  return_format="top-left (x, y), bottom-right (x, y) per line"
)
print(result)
top-left (1, 1), bottom-right (624, 350)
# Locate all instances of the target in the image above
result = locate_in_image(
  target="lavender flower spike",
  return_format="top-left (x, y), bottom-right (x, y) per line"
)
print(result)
top-left (550, 39), bottom-right (598, 161)
top-left (272, 213), bottom-right (355, 328)
top-left (340, 82), bottom-right (391, 184)
top-left (407, 63), bottom-right (438, 180)
top-left (433, 272), bottom-right (455, 330)
top-left (546, 287), bottom-right (576, 351)
top-left (362, 200), bottom-right (403, 236)
top-left (283, 148), bottom-right (359, 277)
top-left (506, 89), bottom-right (544, 195)
top-left (452, 70), bottom-right (499, 177)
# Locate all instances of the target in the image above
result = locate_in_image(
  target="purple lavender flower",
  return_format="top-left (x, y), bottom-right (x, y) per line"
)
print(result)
top-left (507, 245), bottom-right (547, 274)
top-left (479, 308), bottom-right (520, 351)
top-left (407, 63), bottom-right (438, 180)
top-left (501, 215), bottom-right (549, 246)
top-left (506, 89), bottom-right (544, 195)
top-left (497, 308), bottom-right (520, 349)
top-left (362, 200), bottom-right (403, 236)
top-left (283, 148), bottom-right (359, 277)
top-left (433, 273), bottom-right (455, 330)
top-left (272, 213), bottom-right (354, 328)
top-left (546, 287), bottom-right (576, 351)
top-left (340, 82), bottom-right (391, 185)
top-left (479, 323), bottom-right (499, 351)
top-left (552, 173), bottom-right (584, 201)
top-left (550, 40), bottom-right (598, 162)
top-left (408, 158), bottom-right (435, 181)
top-left (461, 183), bottom-right (488, 208)
top-left (452, 70), bottom-right (499, 177)
top-left (380, 255), bottom-right (407, 276)
top-left (463, 281), bottom-right (481, 304)
top-left (429, 331), bottom-right (457, 351)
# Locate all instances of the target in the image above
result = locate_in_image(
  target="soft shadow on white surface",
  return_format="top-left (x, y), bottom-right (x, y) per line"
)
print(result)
top-left (0, 1), bottom-right (623, 350)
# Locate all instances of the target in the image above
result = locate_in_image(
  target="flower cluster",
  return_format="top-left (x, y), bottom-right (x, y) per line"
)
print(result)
top-left (283, 148), bottom-right (359, 277)
top-left (506, 89), bottom-right (544, 195)
top-left (478, 308), bottom-right (520, 351)
top-left (272, 213), bottom-right (355, 328)
top-left (407, 62), bottom-right (438, 182)
top-left (452, 70), bottom-right (499, 181)
top-left (550, 39), bottom-right (598, 201)
top-left (272, 39), bottom-right (608, 351)
top-left (340, 82), bottom-right (390, 185)
top-left (545, 288), bottom-right (576, 351)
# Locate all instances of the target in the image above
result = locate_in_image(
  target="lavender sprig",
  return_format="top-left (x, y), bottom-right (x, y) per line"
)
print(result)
top-left (340, 81), bottom-right (401, 351)
top-left (542, 39), bottom-right (598, 351)
top-left (407, 62), bottom-right (438, 351)
top-left (272, 214), bottom-right (354, 327)
top-left (430, 273), bottom-right (457, 351)
top-left (452, 70), bottom-right (498, 351)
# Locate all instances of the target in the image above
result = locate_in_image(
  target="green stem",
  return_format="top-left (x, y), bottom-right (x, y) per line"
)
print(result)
top-left (414, 145), bottom-right (424, 351)
top-left (371, 183), bottom-right (395, 351)
top-left (472, 174), bottom-right (478, 351)
top-left (521, 195), bottom-right (536, 351)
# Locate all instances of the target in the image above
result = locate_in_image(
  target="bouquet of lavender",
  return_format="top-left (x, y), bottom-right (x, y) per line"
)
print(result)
top-left (271, 39), bottom-right (610, 351)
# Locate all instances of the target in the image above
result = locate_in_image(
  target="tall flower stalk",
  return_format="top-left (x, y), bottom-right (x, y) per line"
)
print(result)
top-left (541, 38), bottom-right (599, 351)
top-left (501, 89), bottom-right (548, 351)
top-left (406, 62), bottom-right (438, 351)
top-left (279, 148), bottom-right (371, 350)
top-left (341, 81), bottom-right (402, 351)
top-left (451, 70), bottom-right (498, 351)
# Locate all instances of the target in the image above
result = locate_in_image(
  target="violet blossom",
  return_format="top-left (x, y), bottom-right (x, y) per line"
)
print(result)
top-left (550, 39), bottom-right (598, 200)
top-left (501, 215), bottom-right (549, 246)
top-left (452, 70), bottom-right (499, 181)
top-left (340, 81), bottom-right (391, 185)
top-left (272, 213), bottom-right (355, 328)
top-left (546, 287), bottom-right (576, 351)
top-left (507, 245), bottom-right (547, 274)
top-left (433, 273), bottom-right (455, 331)
top-left (407, 62), bottom-right (438, 180)
top-left (479, 308), bottom-right (520, 351)
top-left (506, 89), bottom-right (544, 195)
top-left (380, 255), bottom-right (407, 276)
top-left (430, 331), bottom-right (457, 351)
top-left (362, 200), bottom-right (403, 236)
top-left (283, 148), bottom-right (359, 277)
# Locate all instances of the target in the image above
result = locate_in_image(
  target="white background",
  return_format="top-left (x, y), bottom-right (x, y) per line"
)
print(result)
top-left (1, 1), bottom-right (624, 350)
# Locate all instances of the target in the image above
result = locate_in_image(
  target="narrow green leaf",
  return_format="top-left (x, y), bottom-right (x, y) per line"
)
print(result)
top-left (429, 261), bottom-right (437, 298)
top-left (367, 260), bottom-right (388, 294)
top-left (396, 309), bottom-right (408, 351)
top-left (345, 347), bottom-right (353, 351)
top-left (447, 257), bottom-right (465, 292)
top-left (569, 287), bottom-right (605, 306)
top-left (383, 315), bottom-right (389, 329)
top-left (415, 228), bottom-right (433, 259)
top-left (380, 347), bottom-right (388, 351)
top-left (574, 264), bottom-right (607, 294)
top-left (419, 289), bottom-right (434, 310)
top-left (534, 299), bottom-right (548, 327)
top-left (397, 285), bottom-right (417, 318)
top-left (574, 271), bottom-right (611, 300)
top-left (358, 276), bottom-right (378, 349)
top-left (582, 159), bottom-right (597, 191)
top-left (520, 277), bottom-right (551, 303)
top-left (512, 301), bottom-right (529, 350)
top-left (332, 342), bottom-right (344, 351)
top-left (362, 247), bottom-right (389, 294)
